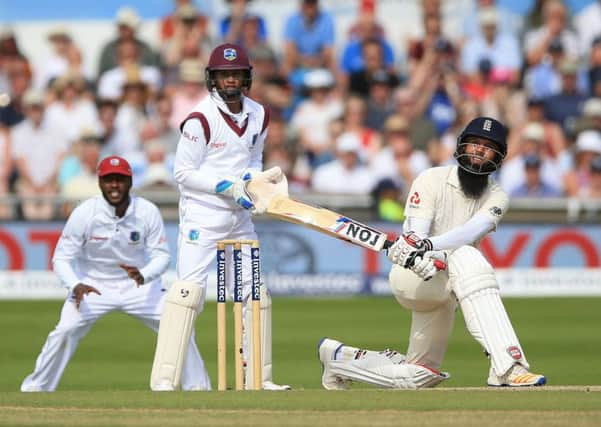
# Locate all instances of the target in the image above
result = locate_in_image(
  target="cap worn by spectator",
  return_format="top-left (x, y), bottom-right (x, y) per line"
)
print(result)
top-left (523, 154), bottom-right (542, 169)
top-left (478, 7), bottom-right (498, 27)
top-left (576, 130), bottom-right (601, 154)
top-left (176, 4), bottom-right (199, 20)
top-left (116, 7), bottom-right (141, 30)
top-left (79, 128), bottom-right (103, 143)
top-left (304, 69), bottom-right (335, 89)
top-left (558, 59), bottom-right (579, 75)
top-left (0, 26), bottom-right (14, 41)
top-left (97, 156), bottom-right (132, 177)
top-left (47, 25), bottom-right (71, 41)
top-left (591, 156), bottom-right (601, 173)
top-left (336, 132), bottom-right (362, 153)
top-left (22, 89), bottom-right (45, 107)
top-left (522, 122), bottom-right (545, 142)
top-left (384, 115), bottom-right (409, 134)
top-left (249, 45), bottom-right (277, 63)
top-left (179, 59), bottom-right (204, 83)
top-left (583, 98), bottom-right (601, 118)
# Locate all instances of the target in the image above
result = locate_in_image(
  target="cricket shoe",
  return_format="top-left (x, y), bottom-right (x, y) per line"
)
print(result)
top-left (487, 364), bottom-right (546, 387)
top-left (262, 381), bottom-right (291, 391)
top-left (317, 337), bottom-right (352, 390)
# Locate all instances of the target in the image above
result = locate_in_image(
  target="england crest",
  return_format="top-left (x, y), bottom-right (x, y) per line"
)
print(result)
top-left (224, 48), bottom-right (237, 61)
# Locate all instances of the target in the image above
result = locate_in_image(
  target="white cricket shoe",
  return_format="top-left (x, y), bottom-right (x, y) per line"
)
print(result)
top-left (20, 384), bottom-right (44, 393)
top-left (487, 364), bottom-right (546, 387)
top-left (262, 380), bottom-right (291, 391)
top-left (317, 337), bottom-right (351, 390)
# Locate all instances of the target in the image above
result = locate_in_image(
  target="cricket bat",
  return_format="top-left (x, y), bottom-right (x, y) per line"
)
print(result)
top-left (247, 168), bottom-right (446, 269)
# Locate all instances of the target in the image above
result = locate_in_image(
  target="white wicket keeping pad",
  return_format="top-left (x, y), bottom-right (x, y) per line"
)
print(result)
top-left (150, 281), bottom-right (202, 391)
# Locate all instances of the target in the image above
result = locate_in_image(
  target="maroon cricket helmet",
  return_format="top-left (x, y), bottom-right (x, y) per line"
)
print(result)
top-left (205, 43), bottom-right (252, 101)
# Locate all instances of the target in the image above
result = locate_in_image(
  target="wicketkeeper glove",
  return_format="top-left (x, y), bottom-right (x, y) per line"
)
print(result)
top-left (215, 172), bottom-right (255, 210)
top-left (386, 231), bottom-right (434, 268)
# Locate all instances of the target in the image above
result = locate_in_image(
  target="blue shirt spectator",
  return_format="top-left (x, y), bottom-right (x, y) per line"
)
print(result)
top-left (340, 39), bottom-right (394, 74)
top-left (284, 4), bottom-right (334, 57)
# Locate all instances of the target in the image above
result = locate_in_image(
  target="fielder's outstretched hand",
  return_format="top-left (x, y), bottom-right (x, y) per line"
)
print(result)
top-left (120, 264), bottom-right (145, 286)
top-left (71, 283), bottom-right (101, 310)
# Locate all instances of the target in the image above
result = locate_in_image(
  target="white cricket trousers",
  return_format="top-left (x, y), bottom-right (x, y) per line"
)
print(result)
top-left (21, 279), bottom-right (211, 392)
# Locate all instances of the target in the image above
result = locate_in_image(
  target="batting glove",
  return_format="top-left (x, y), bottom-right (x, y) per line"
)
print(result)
top-left (387, 231), bottom-right (433, 268)
top-left (215, 174), bottom-right (254, 210)
top-left (411, 251), bottom-right (447, 281)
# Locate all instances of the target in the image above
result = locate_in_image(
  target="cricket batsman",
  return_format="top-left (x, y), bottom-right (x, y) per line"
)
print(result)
top-left (318, 117), bottom-right (547, 389)
top-left (150, 43), bottom-right (289, 391)
top-left (21, 156), bottom-right (209, 392)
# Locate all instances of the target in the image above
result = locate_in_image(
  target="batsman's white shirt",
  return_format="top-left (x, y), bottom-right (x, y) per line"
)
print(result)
top-left (173, 93), bottom-right (268, 295)
top-left (403, 165), bottom-right (508, 245)
top-left (53, 195), bottom-right (170, 291)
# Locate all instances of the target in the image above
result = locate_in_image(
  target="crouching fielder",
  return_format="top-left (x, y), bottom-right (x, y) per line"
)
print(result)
top-left (21, 156), bottom-right (209, 392)
top-left (318, 117), bottom-right (546, 389)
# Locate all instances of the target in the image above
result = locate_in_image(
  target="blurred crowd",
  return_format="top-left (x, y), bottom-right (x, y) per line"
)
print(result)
top-left (2, 0), bottom-right (601, 222)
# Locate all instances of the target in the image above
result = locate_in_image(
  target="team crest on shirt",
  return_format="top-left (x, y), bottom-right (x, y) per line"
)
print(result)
top-left (489, 206), bottom-right (503, 217)
top-left (224, 48), bottom-right (237, 61)
top-left (130, 231), bottom-right (140, 242)
top-left (188, 229), bottom-right (200, 242)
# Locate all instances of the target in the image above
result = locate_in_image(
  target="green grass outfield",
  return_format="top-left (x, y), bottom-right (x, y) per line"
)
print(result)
top-left (1, 297), bottom-right (600, 426)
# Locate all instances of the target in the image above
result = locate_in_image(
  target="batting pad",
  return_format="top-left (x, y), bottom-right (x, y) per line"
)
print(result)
top-left (151, 281), bottom-right (202, 391)
top-left (244, 285), bottom-right (271, 388)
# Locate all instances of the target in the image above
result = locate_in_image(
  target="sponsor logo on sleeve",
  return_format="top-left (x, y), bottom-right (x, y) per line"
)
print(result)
top-left (409, 192), bottom-right (421, 207)
top-left (489, 206), bottom-right (503, 217)
top-left (183, 130), bottom-right (199, 143)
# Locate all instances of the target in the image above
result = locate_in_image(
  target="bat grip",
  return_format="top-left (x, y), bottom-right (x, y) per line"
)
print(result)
top-left (382, 240), bottom-right (394, 250)
top-left (434, 259), bottom-right (447, 270)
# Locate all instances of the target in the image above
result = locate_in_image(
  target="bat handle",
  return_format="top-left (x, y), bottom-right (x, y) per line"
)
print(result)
top-left (384, 239), bottom-right (448, 271)
top-left (382, 240), bottom-right (394, 250)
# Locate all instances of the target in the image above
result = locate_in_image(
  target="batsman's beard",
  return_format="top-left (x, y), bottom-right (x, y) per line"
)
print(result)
top-left (457, 167), bottom-right (489, 199)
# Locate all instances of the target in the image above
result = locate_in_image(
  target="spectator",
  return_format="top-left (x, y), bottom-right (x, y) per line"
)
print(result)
top-left (509, 154), bottom-right (563, 197)
top-left (0, 53), bottom-right (31, 128)
top-left (543, 59), bottom-right (589, 136)
top-left (97, 39), bottom-right (161, 101)
top-left (290, 69), bottom-right (343, 168)
top-left (282, 0), bottom-right (336, 85)
top-left (500, 122), bottom-right (568, 195)
top-left (573, 0), bottom-right (601, 54)
top-left (523, 0), bottom-right (580, 67)
top-left (60, 133), bottom-right (103, 216)
top-left (364, 69), bottom-right (398, 131)
top-left (480, 68), bottom-right (528, 129)
top-left (461, 0), bottom-right (524, 40)
top-left (393, 86), bottom-right (437, 152)
top-left (220, 0), bottom-right (268, 45)
top-left (0, 127), bottom-right (12, 218)
top-left (168, 59), bottom-right (208, 130)
top-left (460, 7), bottom-right (522, 80)
top-left (97, 6), bottom-right (160, 77)
top-left (587, 36), bottom-right (601, 94)
top-left (340, 9), bottom-right (395, 76)
top-left (34, 25), bottom-right (85, 91)
top-left (506, 97), bottom-right (567, 160)
top-left (160, 0), bottom-right (209, 43)
top-left (97, 98), bottom-right (137, 158)
top-left (371, 178), bottom-right (404, 222)
top-left (580, 155), bottom-right (601, 198)
top-left (45, 73), bottom-right (100, 144)
top-left (341, 96), bottom-right (381, 162)
top-left (161, 3), bottom-right (212, 77)
top-left (140, 92), bottom-right (179, 154)
top-left (112, 75), bottom-right (150, 158)
top-left (137, 140), bottom-right (175, 190)
top-left (347, 39), bottom-right (398, 97)
top-left (370, 114), bottom-right (430, 191)
top-left (11, 90), bottom-right (67, 220)
top-left (311, 132), bottom-right (375, 194)
top-left (405, 3), bottom-right (449, 76)
top-left (564, 130), bottom-right (601, 197)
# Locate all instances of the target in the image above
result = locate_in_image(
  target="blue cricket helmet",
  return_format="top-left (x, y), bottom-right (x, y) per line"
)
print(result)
top-left (454, 116), bottom-right (508, 175)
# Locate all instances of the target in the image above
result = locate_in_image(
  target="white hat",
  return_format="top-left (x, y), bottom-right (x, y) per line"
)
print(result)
top-left (522, 122), bottom-right (545, 142)
top-left (47, 24), bottom-right (70, 40)
top-left (116, 7), bottom-right (141, 29)
top-left (336, 132), bottom-right (362, 153)
top-left (583, 98), bottom-right (601, 117)
top-left (576, 130), bottom-right (601, 153)
top-left (478, 7), bottom-right (498, 26)
top-left (22, 89), bottom-right (44, 106)
top-left (304, 69), bottom-right (335, 89)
